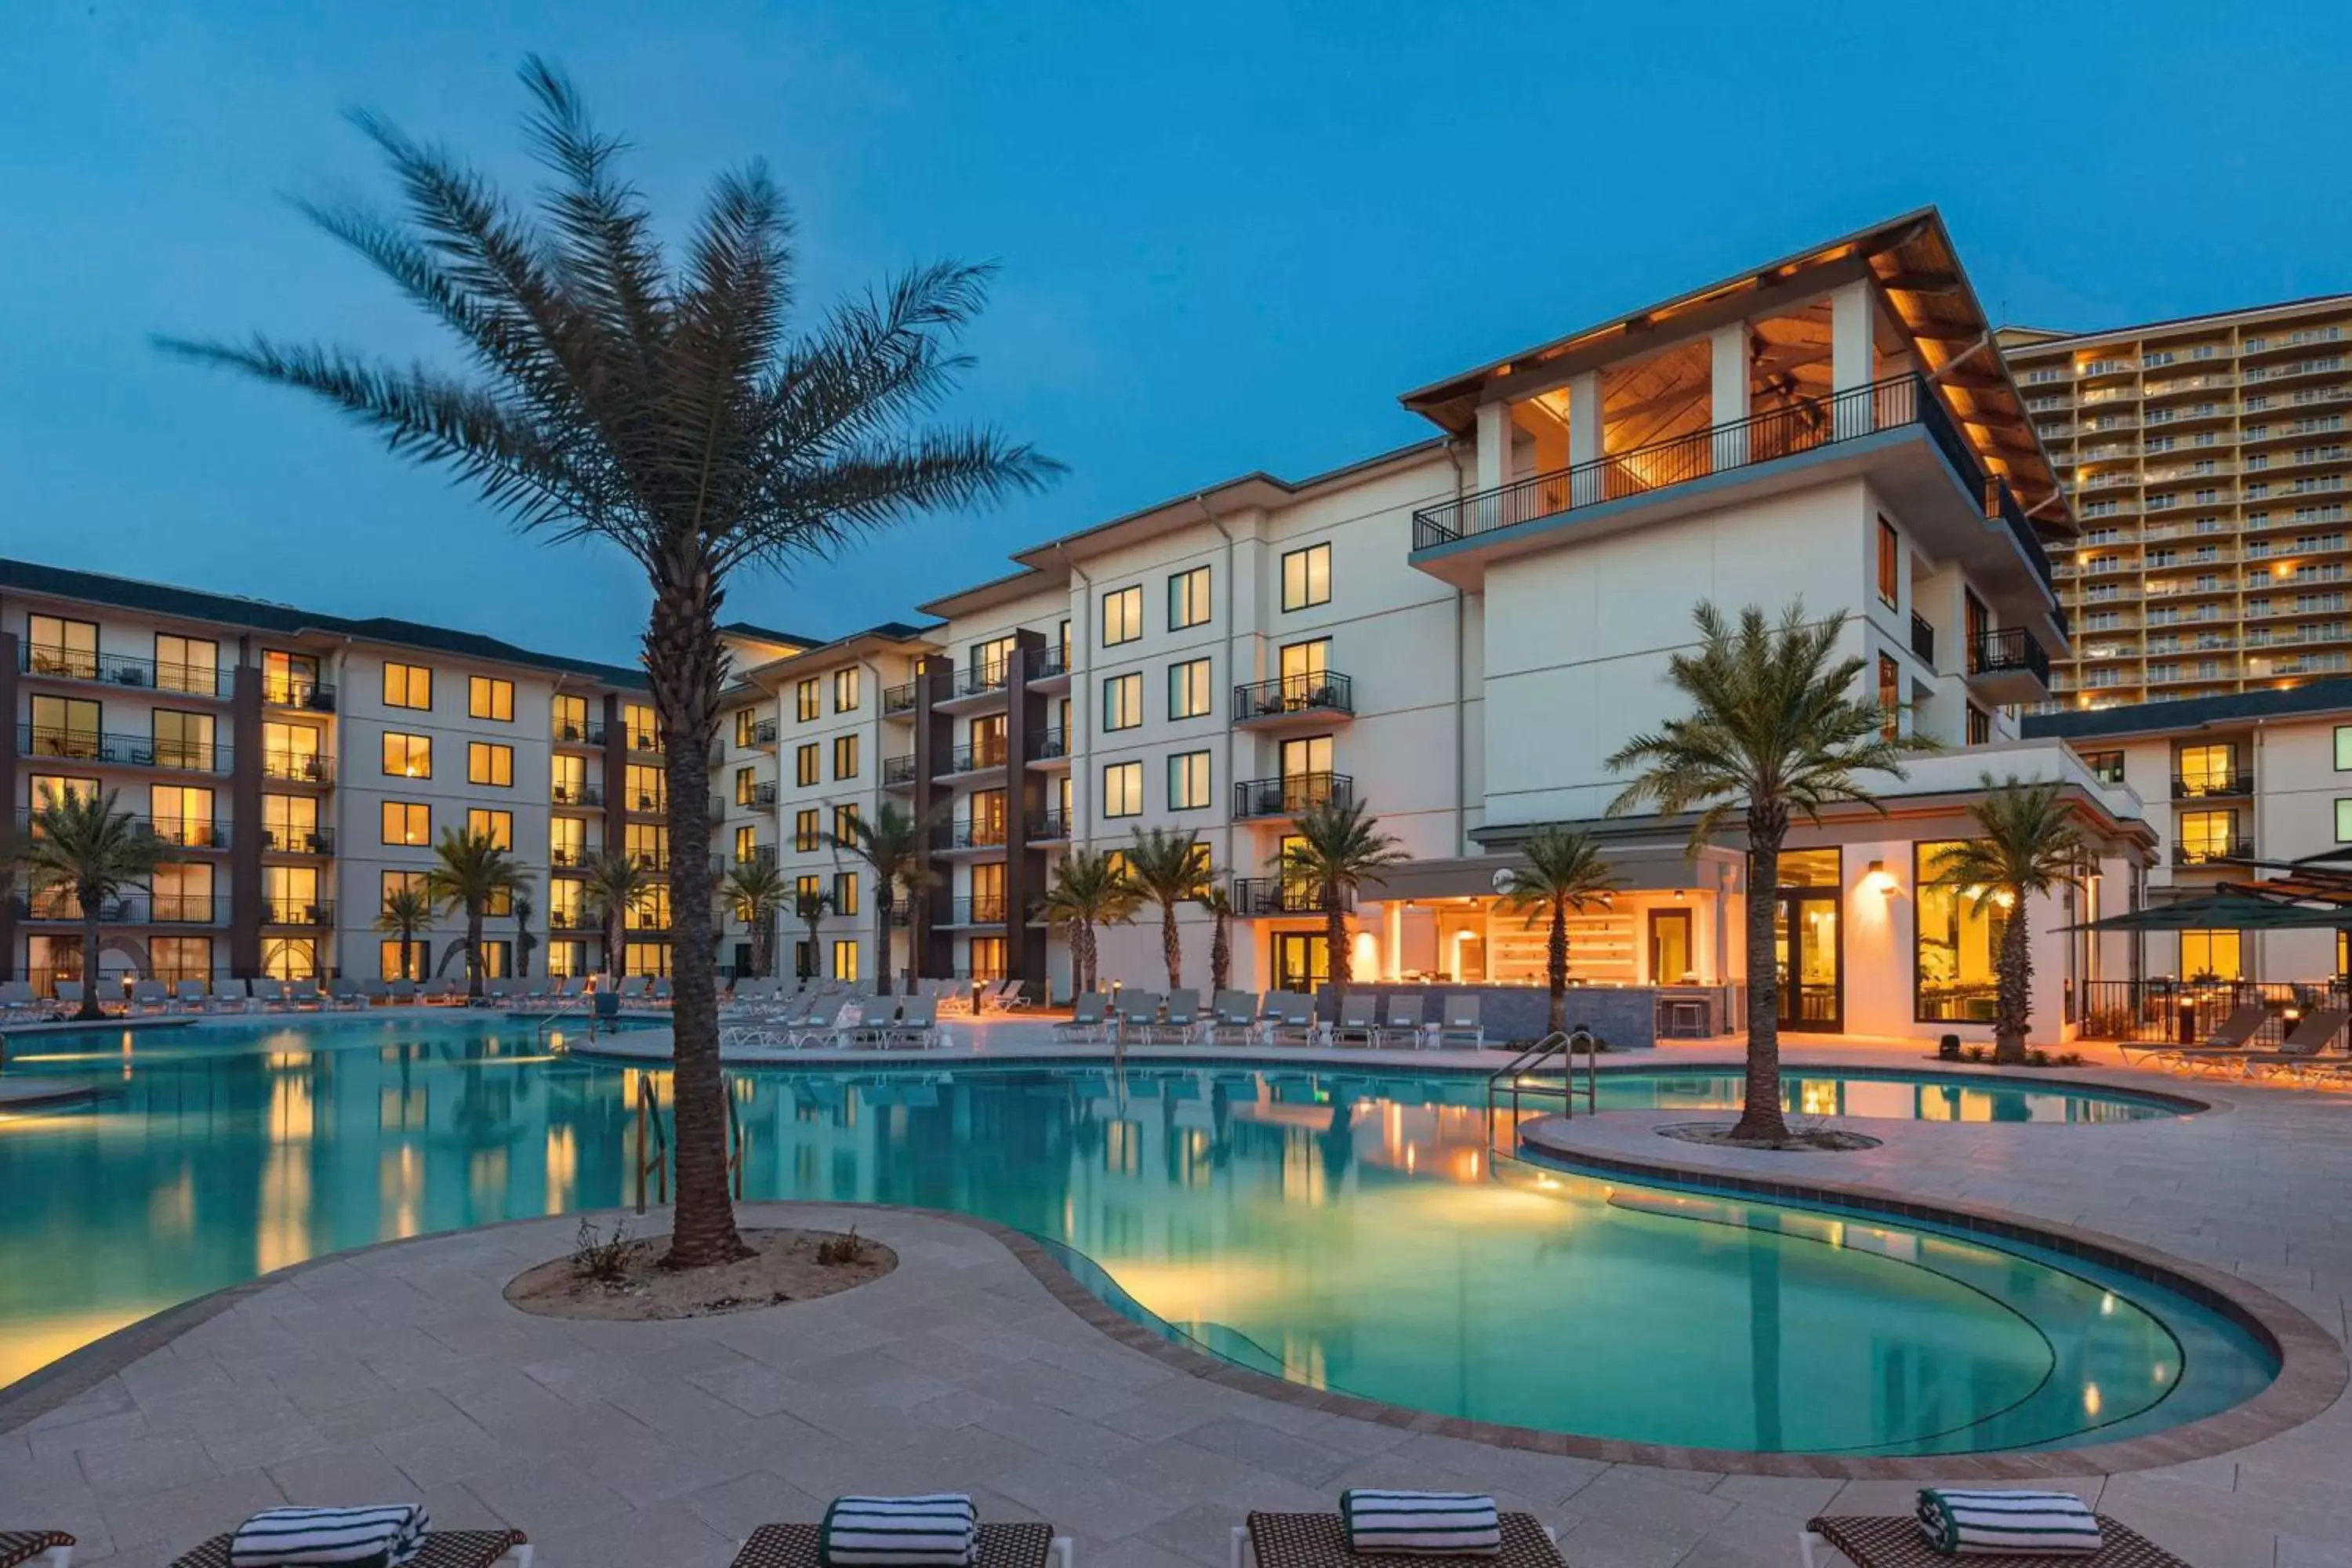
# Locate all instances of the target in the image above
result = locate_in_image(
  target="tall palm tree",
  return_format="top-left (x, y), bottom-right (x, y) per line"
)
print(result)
top-left (578, 848), bottom-right (651, 976)
top-left (511, 890), bottom-right (539, 979)
top-left (16, 788), bottom-right (163, 1019)
top-left (1196, 883), bottom-right (1235, 995)
top-left (1275, 798), bottom-right (1406, 998)
top-left (1039, 850), bottom-right (1141, 1000)
top-left (1926, 775), bottom-right (2096, 1065)
top-left (791, 887), bottom-right (832, 982)
top-left (1122, 828), bottom-right (1214, 993)
top-left (720, 859), bottom-right (791, 978)
top-left (1607, 601), bottom-right (1934, 1142)
top-left (1499, 826), bottom-right (1628, 1037)
top-left (826, 801), bottom-right (935, 996)
top-left (158, 60), bottom-right (1054, 1270)
top-left (374, 884), bottom-right (434, 982)
top-left (424, 828), bottom-right (531, 1002)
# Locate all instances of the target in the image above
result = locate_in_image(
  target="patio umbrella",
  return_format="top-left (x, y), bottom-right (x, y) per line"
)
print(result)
top-left (2064, 891), bottom-right (2352, 931)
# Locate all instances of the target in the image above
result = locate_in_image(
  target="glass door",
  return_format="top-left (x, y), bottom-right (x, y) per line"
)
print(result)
top-left (1272, 931), bottom-right (1330, 993)
top-left (1774, 894), bottom-right (1842, 1031)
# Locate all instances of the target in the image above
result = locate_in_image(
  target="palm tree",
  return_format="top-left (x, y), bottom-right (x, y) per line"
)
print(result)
top-left (158, 60), bottom-right (1054, 1271)
top-left (1926, 775), bottom-right (2095, 1065)
top-left (1607, 601), bottom-right (1934, 1142)
top-left (1196, 883), bottom-right (1236, 995)
top-left (1038, 851), bottom-right (1141, 1000)
top-left (424, 828), bottom-right (531, 1002)
top-left (720, 859), bottom-right (791, 978)
top-left (1122, 828), bottom-right (1214, 993)
top-left (826, 802), bottom-right (935, 996)
top-left (1275, 798), bottom-right (1406, 999)
top-left (511, 890), bottom-right (539, 979)
top-left (1498, 826), bottom-right (1628, 1037)
top-left (578, 848), bottom-right (651, 978)
top-left (16, 788), bottom-right (162, 1019)
top-left (374, 884), bottom-right (434, 982)
top-left (791, 887), bottom-right (832, 981)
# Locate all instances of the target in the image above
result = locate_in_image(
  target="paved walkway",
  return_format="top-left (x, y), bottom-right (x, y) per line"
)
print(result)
top-left (4, 1034), bottom-right (2351, 1568)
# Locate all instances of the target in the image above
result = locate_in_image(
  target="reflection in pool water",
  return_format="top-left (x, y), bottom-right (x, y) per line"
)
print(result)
top-left (0, 1019), bottom-right (2262, 1454)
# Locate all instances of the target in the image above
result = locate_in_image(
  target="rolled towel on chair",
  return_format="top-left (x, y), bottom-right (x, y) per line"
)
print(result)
top-left (821, 1495), bottom-right (977, 1568)
top-left (1341, 1490), bottom-right (1501, 1556)
top-left (1917, 1490), bottom-right (2103, 1555)
top-left (230, 1506), bottom-right (428, 1568)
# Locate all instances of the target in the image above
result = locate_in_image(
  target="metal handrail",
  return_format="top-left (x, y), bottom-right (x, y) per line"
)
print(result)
top-left (633, 1075), bottom-right (671, 1214)
top-left (1484, 1025), bottom-right (1601, 1127)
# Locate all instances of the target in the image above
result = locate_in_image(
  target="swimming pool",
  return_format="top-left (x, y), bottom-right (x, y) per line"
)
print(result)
top-left (0, 1018), bottom-right (2268, 1455)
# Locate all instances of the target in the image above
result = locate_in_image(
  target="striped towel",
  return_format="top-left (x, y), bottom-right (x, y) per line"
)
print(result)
top-left (1917, 1490), bottom-right (2103, 1555)
top-left (1340, 1490), bottom-right (1502, 1556)
top-left (821, 1495), bottom-right (977, 1568)
top-left (230, 1506), bottom-right (428, 1568)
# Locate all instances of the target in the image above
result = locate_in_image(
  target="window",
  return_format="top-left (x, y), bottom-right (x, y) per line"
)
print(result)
top-left (733, 709), bottom-right (758, 747)
top-left (1281, 543), bottom-right (1332, 611)
top-left (2336, 724), bottom-right (2352, 771)
top-left (1877, 655), bottom-right (1900, 740)
top-left (1877, 517), bottom-right (1900, 607)
top-left (552, 693), bottom-right (590, 742)
top-left (383, 731), bottom-right (431, 778)
top-left (734, 824), bottom-right (758, 865)
top-left (795, 873), bottom-right (823, 909)
top-left (625, 822), bottom-right (667, 872)
top-left (2337, 799), bottom-right (2352, 843)
top-left (794, 808), bottom-right (819, 852)
top-left (833, 804), bottom-right (861, 844)
top-left (833, 733), bottom-right (859, 779)
top-left (2180, 928), bottom-right (2242, 981)
top-left (2178, 809), bottom-right (2238, 863)
top-left (626, 764), bottom-right (666, 811)
top-left (150, 863), bottom-right (213, 924)
top-left (796, 742), bottom-right (819, 786)
top-left (1967, 706), bottom-right (1991, 746)
top-left (1915, 840), bottom-right (2004, 1022)
top-left (1168, 750), bottom-right (1211, 810)
top-left (1102, 585), bottom-right (1143, 646)
top-left (833, 872), bottom-right (860, 917)
top-left (466, 808), bottom-right (513, 851)
top-left (469, 677), bottom-right (513, 722)
top-left (26, 615), bottom-right (98, 678)
top-left (2178, 743), bottom-right (2236, 795)
top-left (27, 695), bottom-right (99, 757)
top-left (150, 785), bottom-right (215, 847)
top-left (724, 765), bottom-right (750, 807)
top-left (379, 941), bottom-right (428, 982)
top-left (149, 936), bottom-right (212, 986)
top-left (467, 742), bottom-right (514, 787)
top-left (1168, 566), bottom-right (1211, 630)
top-left (2082, 750), bottom-right (2127, 786)
top-left (152, 710), bottom-right (215, 770)
top-left (380, 869), bottom-right (426, 906)
top-left (1102, 760), bottom-right (1144, 818)
top-left (381, 801), bottom-right (430, 846)
top-left (1168, 658), bottom-right (1212, 720)
top-left (263, 650), bottom-right (323, 707)
top-left (833, 667), bottom-right (862, 712)
top-left (832, 939), bottom-right (859, 982)
top-left (550, 816), bottom-right (585, 867)
top-left (1102, 673), bottom-right (1142, 731)
top-left (383, 662), bottom-right (432, 710)
top-left (263, 793), bottom-right (319, 853)
top-left (623, 702), bottom-right (659, 751)
top-left (968, 937), bottom-right (1007, 984)
top-left (154, 634), bottom-right (220, 696)
top-left (796, 679), bottom-right (819, 722)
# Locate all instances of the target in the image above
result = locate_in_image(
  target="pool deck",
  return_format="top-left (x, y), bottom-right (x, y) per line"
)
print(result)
top-left (3, 1030), bottom-right (2350, 1568)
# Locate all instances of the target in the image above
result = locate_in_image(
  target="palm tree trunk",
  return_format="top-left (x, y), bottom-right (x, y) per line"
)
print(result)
top-left (78, 899), bottom-right (103, 1020)
top-left (1738, 815), bottom-right (1791, 1143)
top-left (1994, 885), bottom-right (2033, 1065)
top-left (400, 932), bottom-right (413, 982)
top-left (648, 572), bottom-right (745, 1270)
top-left (1162, 902), bottom-right (1181, 992)
top-left (1325, 884), bottom-right (1349, 1000)
top-left (466, 907), bottom-right (485, 1000)
top-left (1076, 918), bottom-right (1095, 996)
top-left (875, 902), bottom-right (894, 995)
top-left (1211, 913), bottom-right (1229, 994)
top-left (1548, 897), bottom-right (1567, 1037)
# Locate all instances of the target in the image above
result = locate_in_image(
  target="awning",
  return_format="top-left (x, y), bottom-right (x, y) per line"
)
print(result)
top-left (2067, 890), bottom-right (2352, 932)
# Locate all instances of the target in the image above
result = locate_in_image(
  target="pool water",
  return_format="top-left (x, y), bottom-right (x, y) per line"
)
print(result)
top-left (0, 1019), bottom-right (2268, 1455)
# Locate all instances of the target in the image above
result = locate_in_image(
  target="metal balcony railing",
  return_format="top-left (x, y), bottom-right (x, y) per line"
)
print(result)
top-left (1234, 672), bottom-right (1353, 722)
top-left (15, 810), bottom-right (230, 850)
top-left (1031, 644), bottom-right (1071, 681)
top-left (552, 780), bottom-right (604, 808)
top-left (945, 895), bottom-right (1009, 926)
top-left (261, 900), bottom-right (336, 927)
top-left (748, 781), bottom-right (779, 808)
top-left (1909, 612), bottom-right (1936, 666)
top-left (1028, 809), bottom-right (1069, 841)
top-left (1233, 771), bottom-right (1352, 819)
top-left (553, 717), bottom-right (607, 746)
top-left (1968, 626), bottom-right (2053, 686)
top-left (260, 750), bottom-right (333, 784)
top-left (14, 893), bottom-right (220, 924)
top-left (1028, 727), bottom-right (1068, 760)
top-left (2172, 840), bottom-right (2255, 868)
top-left (627, 725), bottom-right (663, 754)
top-left (20, 644), bottom-right (238, 699)
top-left (1231, 877), bottom-right (1352, 916)
top-left (735, 846), bottom-right (779, 871)
top-left (746, 717), bottom-right (779, 747)
top-left (258, 825), bottom-right (334, 855)
top-left (550, 845), bottom-right (586, 869)
top-left (883, 754), bottom-right (918, 786)
top-left (883, 681), bottom-right (919, 716)
top-left (939, 740), bottom-right (1010, 776)
top-left (953, 661), bottom-right (1010, 699)
top-left (2173, 771), bottom-right (2254, 799)
top-left (932, 818), bottom-right (1009, 851)
top-left (17, 726), bottom-right (232, 774)
top-left (263, 676), bottom-right (336, 712)
top-left (548, 909), bottom-right (601, 931)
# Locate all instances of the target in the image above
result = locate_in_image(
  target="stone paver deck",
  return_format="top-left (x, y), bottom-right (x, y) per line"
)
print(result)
top-left (3, 1032), bottom-right (2350, 1568)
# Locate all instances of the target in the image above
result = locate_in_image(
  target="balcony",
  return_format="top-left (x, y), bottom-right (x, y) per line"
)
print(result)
top-left (882, 753), bottom-right (918, 788)
top-left (13, 893), bottom-right (220, 924)
top-left (2172, 840), bottom-right (2254, 869)
top-left (1908, 612), bottom-right (1936, 667)
top-left (1028, 728), bottom-right (1069, 764)
top-left (931, 818), bottom-right (1008, 853)
top-left (1965, 627), bottom-right (2053, 701)
top-left (1029, 644), bottom-right (1072, 686)
top-left (1234, 771), bottom-right (1352, 821)
top-left (18, 644), bottom-right (237, 699)
top-left (258, 825), bottom-right (334, 855)
top-left (746, 781), bottom-right (779, 808)
top-left (1231, 877), bottom-right (1352, 917)
top-left (553, 717), bottom-right (607, 746)
top-left (263, 676), bottom-right (336, 712)
top-left (941, 895), bottom-right (1008, 927)
top-left (260, 750), bottom-right (332, 785)
top-left (1028, 809), bottom-right (1069, 842)
top-left (2173, 771), bottom-right (2254, 800)
top-left (1234, 671), bottom-right (1355, 728)
top-left (15, 809), bottom-right (230, 851)
top-left (626, 788), bottom-right (667, 814)
top-left (552, 780), bottom-right (604, 808)
top-left (626, 724), bottom-right (663, 755)
top-left (883, 681), bottom-right (919, 717)
top-left (935, 660), bottom-right (1011, 711)
top-left (937, 740), bottom-right (1011, 778)
top-left (550, 844), bottom-right (587, 869)
top-left (735, 846), bottom-right (779, 872)
top-left (18, 727), bottom-right (233, 775)
top-left (261, 900), bottom-right (336, 927)
top-left (548, 908), bottom-right (601, 932)
top-left (745, 717), bottom-right (779, 749)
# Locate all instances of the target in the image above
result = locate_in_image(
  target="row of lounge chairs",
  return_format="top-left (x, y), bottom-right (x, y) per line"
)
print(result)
top-left (0, 975), bottom-right (691, 1023)
top-left (1054, 989), bottom-right (1486, 1048)
top-left (2119, 1003), bottom-right (2352, 1080)
top-left (720, 986), bottom-right (946, 1050)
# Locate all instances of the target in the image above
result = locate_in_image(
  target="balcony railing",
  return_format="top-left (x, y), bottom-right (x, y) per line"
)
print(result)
top-left (14, 893), bottom-right (220, 924)
top-left (735, 846), bottom-right (779, 871)
top-left (1234, 672), bottom-right (1354, 723)
top-left (553, 718), bottom-right (607, 746)
top-left (17, 726), bottom-right (232, 774)
top-left (1909, 612), bottom-right (1936, 666)
top-left (953, 661), bottom-right (1010, 699)
top-left (939, 740), bottom-right (1010, 776)
top-left (552, 780), bottom-right (604, 808)
top-left (2173, 771), bottom-right (2254, 799)
top-left (20, 644), bottom-right (237, 699)
top-left (745, 717), bottom-right (779, 748)
top-left (747, 781), bottom-right (779, 808)
top-left (1234, 771), bottom-right (1352, 820)
top-left (933, 818), bottom-right (1009, 851)
top-left (882, 753), bottom-right (919, 786)
top-left (1028, 809), bottom-right (1070, 841)
top-left (261, 900), bottom-right (336, 927)
top-left (15, 810), bottom-right (230, 850)
top-left (945, 895), bottom-right (1008, 926)
top-left (1028, 727), bottom-right (1068, 760)
top-left (1031, 644), bottom-right (1071, 681)
top-left (1232, 877), bottom-right (1352, 916)
top-left (263, 676), bottom-right (336, 712)
top-left (549, 908), bottom-right (601, 931)
top-left (260, 750), bottom-right (332, 784)
top-left (883, 681), bottom-right (919, 716)
top-left (550, 844), bottom-right (586, 869)
top-left (2172, 840), bottom-right (2255, 868)
top-left (626, 725), bottom-right (663, 754)
top-left (627, 789), bottom-right (666, 813)
top-left (1968, 626), bottom-right (2053, 686)
top-left (258, 825), bottom-right (334, 855)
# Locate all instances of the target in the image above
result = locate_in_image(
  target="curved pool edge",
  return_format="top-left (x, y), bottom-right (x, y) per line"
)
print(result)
top-left (5, 1192), bottom-right (2333, 1481)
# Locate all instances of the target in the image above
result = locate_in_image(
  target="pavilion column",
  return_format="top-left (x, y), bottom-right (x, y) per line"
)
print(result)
top-left (1831, 279), bottom-right (1875, 437)
top-left (1711, 322), bottom-right (1751, 472)
top-left (1473, 401), bottom-right (1511, 535)
top-left (1567, 371), bottom-right (1602, 506)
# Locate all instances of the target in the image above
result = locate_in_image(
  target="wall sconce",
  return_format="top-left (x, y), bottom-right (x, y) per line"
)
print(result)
top-left (1864, 859), bottom-right (1897, 895)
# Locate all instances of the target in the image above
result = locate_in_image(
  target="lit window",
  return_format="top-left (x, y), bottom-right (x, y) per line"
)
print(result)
top-left (2178, 809), bottom-right (2238, 863)
top-left (625, 763), bottom-right (665, 812)
top-left (1281, 543), bottom-right (1332, 611)
top-left (796, 743), bottom-right (819, 786)
top-left (833, 872), bottom-right (860, 917)
top-left (469, 677), bottom-right (513, 722)
top-left (834, 667), bottom-right (862, 712)
top-left (1168, 750), bottom-right (1211, 810)
top-left (733, 710), bottom-right (758, 748)
top-left (1168, 658), bottom-right (1212, 720)
top-left (383, 662), bottom-right (433, 711)
top-left (1915, 840), bottom-right (2002, 1022)
top-left (833, 733), bottom-right (859, 779)
top-left (832, 939), bottom-right (859, 982)
top-left (1878, 655), bottom-right (1900, 740)
top-left (1168, 566), bottom-right (1211, 630)
top-left (467, 741), bottom-right (514, 787)
top-left (380, 801), bottom-right (430, 846)
top-left (1102, 673), bottom-right (1142, 731)
top-left (466, 808), bottom-right (513, 851)
top-left (1102, 585), bottom-right (1143, 647)
top-left (382, 731), bottom-right (431, 778)
top-left (2180, 928), bottom-right (2241, 981)
top-left (833, 804), bottom-right (860, 844)
top-left (1102, 760), bottom-right (1144, 818)
top-left (1877, 517), bottom-right (1900, 608)
top-left (794, 809), bottom-right (819, 851)
top-left (797, 679), bottom-right (820, 722)
top-left (735, 765), bottom-right (757, 805)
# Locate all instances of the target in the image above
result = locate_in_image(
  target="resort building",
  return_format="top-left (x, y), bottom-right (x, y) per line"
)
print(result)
top-left (1998, 295), bottom-right (2352, 710)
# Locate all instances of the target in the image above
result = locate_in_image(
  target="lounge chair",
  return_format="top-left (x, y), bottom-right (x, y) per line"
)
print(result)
top-left (1800, 1512), bottom-right (2184, 1568)
top-left (0, 1531), bottom-right (74, 1568)
top-left (886, 996), bottom-right (941, 1049)
top-left (357, 978), bottom-right (390, 1007)
top-left (249, 978), bottom-right (287, 1012)
top-left (0, 982), bottom-right (49, 1023)
top-left (1232, 1512), bottom-right (1560, 1568)
top-left (168, 980), bottom-right (207, 1014)
top-left (326, 978), bottom-right (362, 1010)
top-left (651, 977), bottom-right (673, 1005)
top-left (788, 994), bottom-right (848, 1049)
top-left (1154, 989), bottom-right (1204, 1044)
top-left (2119, 1002), bottom-right (2264, 1067)
top-left (1330, 993), bottom-right (1378, 1047)
top-left (1270, 992), bottom-right (1320, 1046)
top-left (289, 979), bottom-right (325, 1010)
top-left (1376, 993), bottom-right (1428, 1049)
top-left (205, 980), bottom-right (249, 1014)
top-left (1117, 991), bottom-right (1163, 1044)
top-left (1055, 992), bottom-right (1107, 1042)
top-left (168, 1530), bottom-right (530, 1568)
top-left (615, 975), bottom-right (649, 1006)
top-left (387, 978), bottom-right (418, 1006)
top-left (1209, 989), bottom-right (1259, 1044)
top-left (53, 981), bottom-right (89, 1016)
top-left (1436, 994), bottom-right (1485, 1049)
top-left (995, 979), bottom-right (1033, 1012)
top-left (129, 978), bottom-right (170, 1014)
top-left (2235, 1007), bottom-right (2352, 1079)
top-left (730, 1523), bottom-right (1065, 1568)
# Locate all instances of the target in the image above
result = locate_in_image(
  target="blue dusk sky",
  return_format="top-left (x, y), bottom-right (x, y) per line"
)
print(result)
top-left (2, 2), bottom-right (2347, 664)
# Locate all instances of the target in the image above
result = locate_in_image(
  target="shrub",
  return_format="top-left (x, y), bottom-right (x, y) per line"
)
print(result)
top-left (815, 1228), bottom-right (867, 1266)
top-left (572, 1217), bottom-right (633, 1283)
